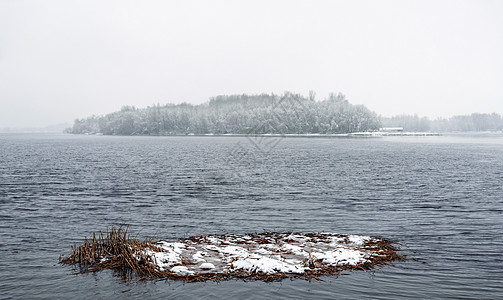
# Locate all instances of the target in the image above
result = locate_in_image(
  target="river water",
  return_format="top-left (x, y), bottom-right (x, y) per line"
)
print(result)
top-left (0, 133), bottom-right (502, 299)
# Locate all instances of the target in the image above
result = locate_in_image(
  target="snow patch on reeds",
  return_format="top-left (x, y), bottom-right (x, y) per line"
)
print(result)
top-left (60, 227), bottom-right (403, 282)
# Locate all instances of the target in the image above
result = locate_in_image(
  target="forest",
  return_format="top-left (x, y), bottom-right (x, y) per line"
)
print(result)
top-left (382, 113), bottom-right (503, 132)
top-left (68, 92), bottom-right (381, 135)
top-left (68, 92), bottom-right (503, 135)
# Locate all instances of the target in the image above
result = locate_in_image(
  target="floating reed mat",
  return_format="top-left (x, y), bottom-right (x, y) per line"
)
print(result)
top-left (59, 226), bottom-right (404, 282)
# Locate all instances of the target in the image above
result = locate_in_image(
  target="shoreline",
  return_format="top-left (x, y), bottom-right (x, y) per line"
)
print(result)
top-left (75, 132), bottom-right (442, 138)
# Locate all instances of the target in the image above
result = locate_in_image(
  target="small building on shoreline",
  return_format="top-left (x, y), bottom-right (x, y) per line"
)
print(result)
top-left (379, 127), bottom-right (404, 133)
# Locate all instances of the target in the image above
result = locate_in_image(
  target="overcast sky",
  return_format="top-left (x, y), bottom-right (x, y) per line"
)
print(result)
top-left (1, 0), bottom-right (502, 128)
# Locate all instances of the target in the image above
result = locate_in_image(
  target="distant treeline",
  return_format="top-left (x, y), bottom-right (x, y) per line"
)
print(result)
top-left (69, 92), bottom-right (381, 135)
top-left (69, 92), bottom-right (503, 135)
top-left (382, 113), bottom-right (503, 132)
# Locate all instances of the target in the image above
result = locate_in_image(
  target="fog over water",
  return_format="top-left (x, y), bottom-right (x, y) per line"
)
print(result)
top-left (1, 0), bottom-right (503, 128)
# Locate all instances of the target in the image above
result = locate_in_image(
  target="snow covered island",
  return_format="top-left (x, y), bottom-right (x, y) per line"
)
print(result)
top-left (60, 227), bottom-right (403, 282)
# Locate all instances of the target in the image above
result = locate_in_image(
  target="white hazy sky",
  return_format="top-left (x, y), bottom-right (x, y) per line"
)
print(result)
top-left (1, 0), bottom-right (502, 128)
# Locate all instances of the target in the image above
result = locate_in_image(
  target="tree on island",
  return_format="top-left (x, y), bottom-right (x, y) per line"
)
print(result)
top-left (69, 92), bottom-right (503, 135)
top-left (69, 92), bottom-right (381, 135)
top-left (381, 113), bottom-right (503, 132)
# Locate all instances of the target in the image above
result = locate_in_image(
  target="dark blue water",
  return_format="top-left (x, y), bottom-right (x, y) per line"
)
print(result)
top-left (1, 133), bottom-right (502, 299)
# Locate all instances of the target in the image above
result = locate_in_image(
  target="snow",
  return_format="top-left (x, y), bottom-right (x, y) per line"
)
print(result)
top-left (199, 263), bottom-right (215, 270)
top-left (192, 251), bottom-right (208, 262)
top-left (145, 246), bottom-right (181, 270)
top-left (220, 245), bottom-right (248, 256)
top-left (280, 244), bottom-right (305, 255)
top-left (232, 256), bottom-right (305, 274)
top-left (347, 235), bottom-right (371, 245)
top-left (314, 249), bottom-right (366, 265)
top-left (141, 232), bottom-right (385, 276)
top-left (170, 266), bottom-right (194, 275)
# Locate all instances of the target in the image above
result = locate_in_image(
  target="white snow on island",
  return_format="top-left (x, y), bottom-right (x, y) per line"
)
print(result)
top-left (141, 232), bottom-right (399, 279)
top-left (60, 229), bottom-right (402, 282)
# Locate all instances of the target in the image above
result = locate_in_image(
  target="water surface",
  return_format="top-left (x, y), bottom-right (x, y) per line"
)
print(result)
top-left (0, 133), bottom-right (502, 299)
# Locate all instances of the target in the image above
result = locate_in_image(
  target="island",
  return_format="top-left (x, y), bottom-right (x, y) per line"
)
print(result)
top-left (59, 226), bottom-right (403, 282)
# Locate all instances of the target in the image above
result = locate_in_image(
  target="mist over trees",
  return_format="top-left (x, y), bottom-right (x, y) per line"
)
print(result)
top-left (69, 91), bottom-right (503, 135)
top-left (69, 92), bottom-right (381, 135)
top-left (382, 113), bottom-right (503, 132)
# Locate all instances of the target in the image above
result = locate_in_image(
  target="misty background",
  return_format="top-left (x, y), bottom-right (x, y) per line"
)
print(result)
top-left (1, 0), bottom-right (502, 130)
